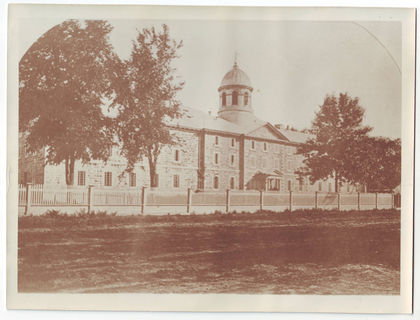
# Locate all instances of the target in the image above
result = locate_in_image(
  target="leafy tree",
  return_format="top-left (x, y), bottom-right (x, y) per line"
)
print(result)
top-left (19, 20), bottom-right (116, 185)
top-left (296, 93), bottom-right (372, 191)
top-left (350, 136), bottom-right (401, 192)
top-left (19, 20), bottom-right (118, 185)
top-left (113, 25), bottom-right (184, 187)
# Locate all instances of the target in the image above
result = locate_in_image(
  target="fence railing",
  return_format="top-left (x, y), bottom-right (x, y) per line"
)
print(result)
top-left (18, 183), bottom-right (397, 216)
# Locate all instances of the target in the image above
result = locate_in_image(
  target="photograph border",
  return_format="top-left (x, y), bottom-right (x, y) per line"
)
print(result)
top-left (6, 4), bottom-right (416, 313)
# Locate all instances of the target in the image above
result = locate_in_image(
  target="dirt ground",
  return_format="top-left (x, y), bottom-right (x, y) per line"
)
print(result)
top-left (18, 209), bottom-right (400, 294)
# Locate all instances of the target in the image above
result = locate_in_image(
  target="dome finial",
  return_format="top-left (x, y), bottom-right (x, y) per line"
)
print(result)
top-left (234, 51), bottom-right (239, 67)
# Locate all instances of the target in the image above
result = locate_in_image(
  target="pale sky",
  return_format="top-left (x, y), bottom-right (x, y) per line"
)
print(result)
top-left (19, 19), bottom-right (402, 138)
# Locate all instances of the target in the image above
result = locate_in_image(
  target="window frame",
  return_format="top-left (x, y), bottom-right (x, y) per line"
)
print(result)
top-left (104, 172), bottom-right (112, 187)
top-left (77, 171), bottom-right (86, 186)
top-left (173, 174), bottom-right (180, 188)
top-left (129, 172), bottom-right (136, 187)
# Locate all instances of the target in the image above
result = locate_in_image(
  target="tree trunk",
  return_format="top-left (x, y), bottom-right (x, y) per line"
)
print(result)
top-left (148, 156), bottom-right (157, 188)
top-left (335, 171), bottom-right (339, 193)
top-left (65, 157), bottom-right (75, 186)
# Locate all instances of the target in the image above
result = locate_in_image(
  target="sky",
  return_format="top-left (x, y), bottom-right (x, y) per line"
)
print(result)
top-left (19, 19), bottom-right (402, 138)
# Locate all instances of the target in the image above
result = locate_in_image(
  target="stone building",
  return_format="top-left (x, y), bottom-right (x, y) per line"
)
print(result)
top-left (19, 61), bottom-right (346, 193)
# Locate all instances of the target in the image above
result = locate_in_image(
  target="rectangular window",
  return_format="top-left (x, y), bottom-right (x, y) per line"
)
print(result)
top-left (328, 182), bottom-right (332, 192)
top-left (104, 172), bottom-right (112, 187)
top-left (318, 181), bottom-right (322, 191)
top-left (264, 142), bottom-right (267, 151)
top-left (78, 171), bottom-right (86, 186)
top-left (230, 177), bottom-right (235, 189)
top-left (214, 152), bottom-right (219, 164)
top-left (287, 180), bottom-right (292, 191)
top-left (129, 172), bottom-right (136, 187)
top-left (174, 149), bottom-right (180, 162)
top-left (231, 154), bottom-right (235, 165)
top-left (299, 179), bottom-right (303, 192)
top-left (251, 140), bottom-right (255, 149)
top-left (347, 183), bottom-right (350, 193)
top-left (214, 176), bottom-right (219, 189)
top-left (173, 174), bottom-right (179, 188)
top-left (215, 136), bottom-right (219, 145)
top-left (231, 138), bottom-right (235, 147)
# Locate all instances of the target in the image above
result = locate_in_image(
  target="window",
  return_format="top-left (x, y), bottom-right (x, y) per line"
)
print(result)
top-left (287, 180), bottom-right (292, 191)
top-left (214, 152), bottom-right (219, 164)
top-left (232, 91), bottom-right (238, 105)
top-left (328, 182), bottom-right (332, 192)
top-left (222, 92), bottom-right (226, 106)
top-left (318, 181), bottom-right (322, 191)
top-left (251, 140), bottom-right (255, 150)
top-left (104, 172), bottom-right (112, 186)
top-left (78, 171), bottom-right (86, 186)
top-left (230, 177), bottom-right (235, 189)
top-left (173, 174), bottom-right (179, 188)
top-left (299, 179), bottom-right (303, 192)
top-left (244, 92), bottom-right (249, 105)
top-left (213, 176), bottom-right (219, 189)
top-left (129, 172), bottom-right (136, 187)
top-left (174, 149), bottom-right (180, 162)
top-left (231, 138), bottom-right (235, 147)
top-left (347, 183), bottom-right (350, 193)
top-left (264, 142), bottom-right (267, 151)
top-left (231, 154), bottom-right (235, 166)
top-left (215, 136), bottom-right (219, 145)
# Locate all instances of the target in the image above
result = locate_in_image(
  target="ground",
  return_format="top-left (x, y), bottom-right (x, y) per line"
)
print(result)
top-left (18, 209), bottom-right (400, 294)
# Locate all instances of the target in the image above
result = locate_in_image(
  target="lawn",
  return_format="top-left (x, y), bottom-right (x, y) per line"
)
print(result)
top-left (18, 209), bottom-right (400, 294)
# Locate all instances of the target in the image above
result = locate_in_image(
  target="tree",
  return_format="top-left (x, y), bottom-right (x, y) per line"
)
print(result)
top-left (113, 25), bottom-right (184, 187)
top-left (296, 93), bottom-right (372, 191)
top-left (350, 136), bottom-right (401, 192)
top-left (19, 20), bottom-right (119, 185)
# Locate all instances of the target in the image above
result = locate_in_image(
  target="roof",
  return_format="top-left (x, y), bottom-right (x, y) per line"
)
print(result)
top-left (219, 63), bottom-right (252, 88)
top-left (168, 106), bottom-right (311, 144)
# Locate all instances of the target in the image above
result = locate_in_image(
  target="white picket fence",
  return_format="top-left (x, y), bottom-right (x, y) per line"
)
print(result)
top-left (18, 184), bottom-right (396, 216)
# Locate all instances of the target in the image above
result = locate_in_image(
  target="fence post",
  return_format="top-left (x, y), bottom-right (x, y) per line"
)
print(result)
top-left (357, 192), bottom-right (360, 211)
top-left (391, 193), bottom-right (395, 209)
top-left (141, 186), bottom-right (147, 214)
top-left (375, 192), bottom-right (378, 210)
top-left (337, 192), bottom-right (340, 211)
top-left (259, 190), bottom-right (263, 212)
top-left (24, 183), bottom-right (32, 216)
top-left (87, 185), bottom-right (93, 214)
top-left (289, 191), bottom-right (293, 212)
top-left (315, 191), bottom-right (318, 209)
top-left (187, 188), bottom-right (191, 213)
top-left (226, 189), bottom-right (230, 213)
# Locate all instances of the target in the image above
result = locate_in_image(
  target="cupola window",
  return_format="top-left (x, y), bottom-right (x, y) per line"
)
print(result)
top-left (244, 92), bottom-right (249, 105)
top-left (222, 92), bottom-right (226, 107)
top-left (232, 91), bottom-right (238, 106)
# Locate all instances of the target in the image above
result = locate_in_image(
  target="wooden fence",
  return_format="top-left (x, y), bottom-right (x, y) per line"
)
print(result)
top-left (18, 184), bottom-right (397, 216)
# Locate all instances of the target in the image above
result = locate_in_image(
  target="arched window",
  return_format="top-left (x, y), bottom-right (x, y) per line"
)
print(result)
top-left (232, 91), bottom-right (238, 105)
top-left (244, 92), bottom-right (249, 105)
top-left (222, 92), bottom-right (226, 106)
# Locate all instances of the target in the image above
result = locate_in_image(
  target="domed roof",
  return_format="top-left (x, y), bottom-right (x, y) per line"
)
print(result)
top-left (220, 63), bottom-right (252, 88)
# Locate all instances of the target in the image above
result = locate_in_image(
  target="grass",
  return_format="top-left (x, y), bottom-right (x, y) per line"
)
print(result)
top-left (18, 209), bottom-right (400, 294)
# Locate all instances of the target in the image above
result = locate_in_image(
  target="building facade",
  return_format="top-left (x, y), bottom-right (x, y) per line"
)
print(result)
top-left (19, 61), bottom-right (348, 193)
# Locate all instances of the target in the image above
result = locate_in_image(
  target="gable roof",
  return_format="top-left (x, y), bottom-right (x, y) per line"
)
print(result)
top-left (167, 106), bottom-right (310, 144)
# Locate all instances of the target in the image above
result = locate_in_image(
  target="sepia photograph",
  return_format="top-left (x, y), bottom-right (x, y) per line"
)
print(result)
top-left (6, 4), bottom-right (415, 313)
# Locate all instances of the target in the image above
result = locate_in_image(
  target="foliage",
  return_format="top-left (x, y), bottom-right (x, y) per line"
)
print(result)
top-left (19, 20), bottom-right (119, 185)
top-left (349, 137), bottom-right (401, 192)
top-left (112, 24), bottom-right (184, 187)
top-left (296, 93), bottom-right (372, 190)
